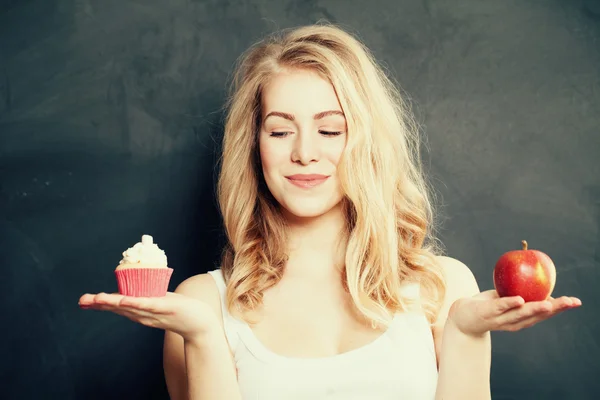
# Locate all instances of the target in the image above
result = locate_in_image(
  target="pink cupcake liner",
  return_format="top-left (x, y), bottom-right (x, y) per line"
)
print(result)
top-left (115, 268), bottom-right (173, 297)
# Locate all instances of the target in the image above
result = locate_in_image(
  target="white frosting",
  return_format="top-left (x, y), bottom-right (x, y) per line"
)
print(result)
top-left (119, 234), bottom-right (168, 266)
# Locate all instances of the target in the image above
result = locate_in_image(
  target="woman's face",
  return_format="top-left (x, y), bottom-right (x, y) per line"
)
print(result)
top-left (259, 68), bottom-right (347, 220)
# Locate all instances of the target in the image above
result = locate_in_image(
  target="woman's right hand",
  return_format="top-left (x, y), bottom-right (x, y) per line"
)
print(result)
top-left (78, 291), bottom-right (220, 342)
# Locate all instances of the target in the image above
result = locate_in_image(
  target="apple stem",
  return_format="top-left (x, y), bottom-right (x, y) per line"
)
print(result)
top-left (522, 240), bottom-right (528, 250)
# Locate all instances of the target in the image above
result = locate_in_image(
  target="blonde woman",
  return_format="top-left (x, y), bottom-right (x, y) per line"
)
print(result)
top-left (80, 23), bottom-right (581, 400)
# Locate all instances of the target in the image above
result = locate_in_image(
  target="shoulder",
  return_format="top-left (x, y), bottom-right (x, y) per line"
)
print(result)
top-left (431, 256), bottom-right (482, 329)
top-left (175, 272), bottom-right (221, 296)
top-left (435, 255), bottom-right (481, 301)
top-left (430, 256), bottom-right (482, 367)
top-left (174, 272), bottom-right (224, 323)
top-left (163, 272), bottom-right (227, 400)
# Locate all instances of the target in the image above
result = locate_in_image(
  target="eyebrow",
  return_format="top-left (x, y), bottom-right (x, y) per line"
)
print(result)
top-left (264, 110), bottom-right (345, 121)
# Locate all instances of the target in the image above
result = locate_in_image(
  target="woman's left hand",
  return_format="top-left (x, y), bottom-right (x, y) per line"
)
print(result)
top-left (447, 290), bottom-right (582, 337)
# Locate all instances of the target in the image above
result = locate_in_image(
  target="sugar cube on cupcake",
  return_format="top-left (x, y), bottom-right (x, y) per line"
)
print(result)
top-left (115, 234), bottom-right (173, 297)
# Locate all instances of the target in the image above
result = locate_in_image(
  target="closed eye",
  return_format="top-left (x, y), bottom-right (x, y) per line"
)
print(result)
top-left (270, 131), bottom-right (292, 137)
top-left (270, 130), bottom-right (344, 137)
top-left (319, 130), bottom-right (344, 136)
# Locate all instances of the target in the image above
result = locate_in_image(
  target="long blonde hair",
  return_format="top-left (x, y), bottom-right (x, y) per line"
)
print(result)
top-left (217, 22), bottom-right (446, 326)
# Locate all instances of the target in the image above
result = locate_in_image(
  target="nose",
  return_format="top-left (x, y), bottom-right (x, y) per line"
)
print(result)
top-left (291, 130), bottom-right (319, 165)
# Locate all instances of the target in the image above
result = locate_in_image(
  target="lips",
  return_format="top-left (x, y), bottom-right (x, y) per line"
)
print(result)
top-left (285, 174), bottom-right (330, 189)
top-left (286, 174), bottom-right (329, 180)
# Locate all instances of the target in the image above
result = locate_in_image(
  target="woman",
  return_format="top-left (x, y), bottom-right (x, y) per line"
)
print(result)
top-left (79, 23), bottom-right (581, 400)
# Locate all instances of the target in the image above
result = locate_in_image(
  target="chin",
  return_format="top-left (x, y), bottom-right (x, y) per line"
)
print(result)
top-left (281, 199), bottom-right (342, 220)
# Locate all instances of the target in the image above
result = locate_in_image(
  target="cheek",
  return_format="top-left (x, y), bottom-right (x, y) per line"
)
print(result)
top-left (326, 139), bottom-right (346, 166)
top-left (259, 138), bottom-right (284, 176)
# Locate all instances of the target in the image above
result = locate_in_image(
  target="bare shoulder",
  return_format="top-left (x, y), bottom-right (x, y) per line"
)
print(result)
top-left (174, 272), bottom-right (224, 324)
top-left (163, 272), bottom-right (226, 400)
top-left (435, 255), bottom-right (481, 300)
top-left (430, 256), bottom-right (483, 367)
top-left (432, 256), bottom-right (481, 330)
top-left (175, 272), bottom-right (221, 297)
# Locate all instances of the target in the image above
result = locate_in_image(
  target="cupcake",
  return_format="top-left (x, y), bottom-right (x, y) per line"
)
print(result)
top-left (115, 234), bottom-right (173, 297)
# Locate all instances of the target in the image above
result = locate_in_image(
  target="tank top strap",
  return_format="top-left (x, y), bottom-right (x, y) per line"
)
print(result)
top-left (207, 269), bottom-right (243, 352)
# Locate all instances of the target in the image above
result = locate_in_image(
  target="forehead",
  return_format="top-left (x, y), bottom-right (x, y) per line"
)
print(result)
top-left (261, 68), bottom-right (342, 117)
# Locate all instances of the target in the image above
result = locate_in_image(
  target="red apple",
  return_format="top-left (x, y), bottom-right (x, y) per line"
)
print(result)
top-left (493, 240), bottom-right (557, 302)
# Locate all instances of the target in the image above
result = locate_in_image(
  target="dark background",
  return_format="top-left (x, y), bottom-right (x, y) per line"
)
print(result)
top-left (1, 0), bottom-right (599, 399)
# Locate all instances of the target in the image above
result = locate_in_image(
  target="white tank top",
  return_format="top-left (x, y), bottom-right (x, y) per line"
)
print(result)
top-left (207, 269), bottom-right (438, 400)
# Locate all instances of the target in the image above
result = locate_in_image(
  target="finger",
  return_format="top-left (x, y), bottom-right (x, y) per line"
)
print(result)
top-left (119, 296), bottom-right (154, 309)
top-left (79, 292), bottom-right (122, 305)
top-left (502, 299), bottom-right (580, 331)
top-left (549, 296), bottom-right (581, 310)
top-left (79, 293), bottom-right (132, 311)
top-left (79, 293), bottom-right (165, 317)
top-left (468, 296), bottom-right (522, 322)
top-left (96, 292), bottom-right (128, 306)
top-left (477, 296), bottom-right (524, 320)
top-left (94, 293), bottom-right (165, 315)
top-left (494, 296), bottom-right (525, 313)
top-left (79, 293), bottom-right (96, 306)
top-left (78, 292), bottom-right (117, 310)
top-left (550, 296), bottom-right (571, 308)
top-left (496, 301), bottom-right (553, 326)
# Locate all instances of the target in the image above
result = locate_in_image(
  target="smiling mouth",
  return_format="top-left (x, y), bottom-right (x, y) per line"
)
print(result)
top-left (285, 175), bottom-right (329, 188)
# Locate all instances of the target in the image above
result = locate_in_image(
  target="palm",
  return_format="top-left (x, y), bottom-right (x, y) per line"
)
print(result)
top-left (79, 292), bottom-right (218, 340)
top-left (449, 290), bottom-right (581, 337)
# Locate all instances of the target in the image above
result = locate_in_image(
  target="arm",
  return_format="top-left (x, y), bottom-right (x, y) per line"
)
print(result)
top-left (163, 274), bottom-right (241, 400)
top-left (432, 256), bottom-right (492, 400)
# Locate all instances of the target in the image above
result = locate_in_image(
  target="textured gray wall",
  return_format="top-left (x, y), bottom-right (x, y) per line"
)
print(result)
top-left (1, 1), bottom-right (598, 399)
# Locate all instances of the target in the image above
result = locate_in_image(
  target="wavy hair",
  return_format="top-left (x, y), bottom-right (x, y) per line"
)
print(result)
top-left (217, 23), bottom-right (446, 326)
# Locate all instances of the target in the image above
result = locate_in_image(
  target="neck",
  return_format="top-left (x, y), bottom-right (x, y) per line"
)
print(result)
top-left (282, 203), bottom-right (348, 280)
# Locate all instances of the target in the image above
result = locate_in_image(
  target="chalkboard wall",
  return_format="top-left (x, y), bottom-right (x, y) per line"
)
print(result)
top-left (1, 1), bottom-right (599, 399)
